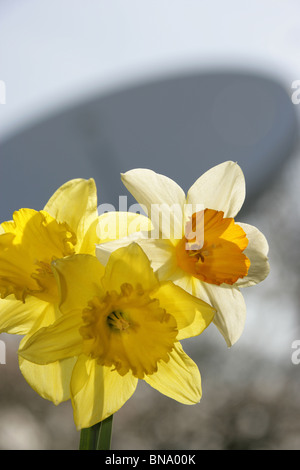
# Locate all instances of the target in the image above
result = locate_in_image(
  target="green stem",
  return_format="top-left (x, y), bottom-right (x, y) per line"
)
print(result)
top-left (79, 415), bottom-right (113, 450)
top-left (79, 422), bottom-right (102, 450)
top-left (96, 414), bottom-right (114, 450)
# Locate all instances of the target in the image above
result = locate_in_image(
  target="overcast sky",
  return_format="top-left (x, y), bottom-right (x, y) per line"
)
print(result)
top-left (1, 0), bottom-right (300, 140)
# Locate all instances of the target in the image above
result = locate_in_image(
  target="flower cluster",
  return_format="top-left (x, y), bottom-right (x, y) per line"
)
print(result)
top-left (0, 162), bottom-right (269, 430)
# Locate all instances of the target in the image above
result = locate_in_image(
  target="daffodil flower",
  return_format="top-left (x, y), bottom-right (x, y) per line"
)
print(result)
top-left (19, 243), bottom-right (215, 429)
top-left (96, 162), bottom-right (270, 347)
top-left (0, 178), bottom-right (120, 404)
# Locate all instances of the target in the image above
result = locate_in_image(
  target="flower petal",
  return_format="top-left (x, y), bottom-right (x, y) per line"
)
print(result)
top-left (96, 236), bottom-right (175, 274)
top-left (151, 281), bottom-right (215, 340)
top-left (51, 254), bottom-right (105, 314)
top-left (0, 209), bottom-right (76, 301)
top-left (121, 169), bottom-right (186, 239)
top-left (71, 355), bottom-right (138, 429)
top-left (186, 161), bottom-right (245, 218)
top-left (234, 222), bottom-right (270, 287)
top-left (18, 353), bottom-right (76, 405)
top-left (44, 178), bottom-right (98, 248)
top-left (163, 269), bottom-right (246, 346)
top-left (18, 312), bottom-right (83, 364)
top-left (0, 295), bottom-right (50, 335)
top-left (96, 211), bottom-right (153, 243)
top-left (199, 282), bottom-right (247, 347)
top-left (101, 243), bottom-right (159, 293)
top-left (144, 342), bottom-right (201, 404)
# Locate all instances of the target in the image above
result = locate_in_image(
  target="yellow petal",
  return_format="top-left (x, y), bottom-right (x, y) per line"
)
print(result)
top-left (51, 254), bottom-right (105, 314)
top-left (77, 217), bottom-right (101, 255)
top-left (144, 342), bottom-right (202, 404)
top-left (151, 281), bottom-right (215, 340)
top-left (18, 353), bottom-right (76, 405)
top-left (121, 169), bottom-right (186, 239)
top-left (0, 208), bottom-right (76, 301)
top-left (19, 312), bottom-right (83, 364)
top-left (101, 243), bottom-right (159, 293)
top-left (71, 355), bottom-right (138, 429)
top-left (186, 161), bottom-right (245, 218)
top-left (0, 295), bottom-right (50, 335)
top-left (44, 178), bottom-right (98, 249)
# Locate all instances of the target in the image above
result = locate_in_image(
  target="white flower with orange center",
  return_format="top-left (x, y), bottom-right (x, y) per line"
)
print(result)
top-left (97, 161), bottom-right (270, 346)
top-left (19, 243), bottom-right (215, 429)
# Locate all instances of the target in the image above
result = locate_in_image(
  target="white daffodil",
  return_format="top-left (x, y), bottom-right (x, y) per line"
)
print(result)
top-left (96, 161), bottom-right (270, 347)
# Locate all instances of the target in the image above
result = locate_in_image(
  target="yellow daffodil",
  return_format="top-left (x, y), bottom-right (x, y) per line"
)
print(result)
top-left (97, 162), bottom-right (270, 347)
top-left (0, 178), bottom-right (105, 403)
top-left (19, 243), bottom-right (215, 429)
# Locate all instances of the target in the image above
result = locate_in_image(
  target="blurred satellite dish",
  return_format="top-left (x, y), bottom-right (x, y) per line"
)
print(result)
top-left (0, 70), bottom-right (298, 221)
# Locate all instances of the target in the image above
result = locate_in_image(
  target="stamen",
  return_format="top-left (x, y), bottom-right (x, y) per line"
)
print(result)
top-left (107, 310), bottom-right (130, 331)
top-left (79, 283), bottom-right (178, 379)
top-left (176, 209), bottom-right (250, 285)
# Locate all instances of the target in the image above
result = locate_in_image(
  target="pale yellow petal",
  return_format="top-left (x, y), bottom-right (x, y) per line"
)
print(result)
top-left (136, 238), bottom-right (176, 271)
top-left (71, 355), bottom-right (138, 429)
top-left (151, 281), bottom-right (215, 340)
top-left (78, 211), bottom-right (151, 256)
top-left (198, 282), bottom-right (247, 347)
top-left (96, 211), bottom-right (153, 243)
top-left (77, 217), bottom-right (100, 255)
top-left (96, 236), bottom-right (175, 273)
top-left (234, 222), bottom-right (270, 287)
top-left (144, 342), bottom-right (201, 404)
top-left (186, 161), bottom-right (245, 218)
top-left (159, 266), bottom-right (197, 294)
top-left (18, 353), bottom-right (76, 405)
top-left (44, 178), bottom-right (98, 247)
top-left (19, 312), bottom-right (83, 364)
top-left (51, 254), bottom-right (105, 314)
top-left (121, 169), bottom-right (186, 239)
top-left (101, 243), bottom-right (159, 293)
top-left (96, 233), bottom-right (148, 266)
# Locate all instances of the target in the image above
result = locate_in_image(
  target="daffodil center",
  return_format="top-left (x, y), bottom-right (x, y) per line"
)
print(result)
top-left (176, 208), bottom-right (250, 286)
top-left (80, 283), bottom-right (178, 379)
top-left (107, 310), bottom-right (130, 331)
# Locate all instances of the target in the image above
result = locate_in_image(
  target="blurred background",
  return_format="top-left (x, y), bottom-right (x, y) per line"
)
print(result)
top-left (1, 0), bottom-right (300, 449)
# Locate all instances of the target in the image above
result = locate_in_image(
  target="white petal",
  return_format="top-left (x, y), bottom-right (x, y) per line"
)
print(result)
top-left (96, 232), bottom-right (148, 266)
top-left (199, 282), bottom-right (247, 347)
top-left (96, 235), bottom-right (175, 273)
top-left (174, 275), bottom-right (246, 346)
top-left (121, 169), bottom-right (186, 239)
top-left (234, 222), bottom-right (270, 288)
top-left (186, 161), bottom-right (245, 218)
